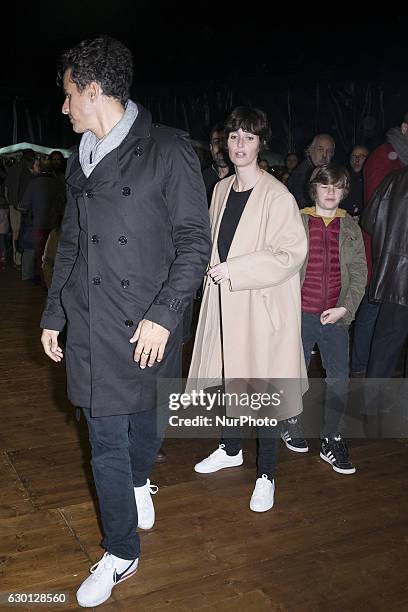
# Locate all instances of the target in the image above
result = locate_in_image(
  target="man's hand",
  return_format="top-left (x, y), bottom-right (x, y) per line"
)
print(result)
top-left (41, 329), bottom-right (63, 362)
top-left (130, 319), bottom-right (170, 369)
top-left (207, 262), bottom-right (230, 284)
top-left (320, 307), bottom-right (347, 325)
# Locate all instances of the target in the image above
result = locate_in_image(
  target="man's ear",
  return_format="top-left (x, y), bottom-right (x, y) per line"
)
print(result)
top-left (401, 122), bottom-right (408, 136)
top-left (88, 81), bottom-right (101, 101)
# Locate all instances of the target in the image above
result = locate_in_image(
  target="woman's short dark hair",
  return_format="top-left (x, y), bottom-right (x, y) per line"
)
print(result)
top-left (309, 163), bottom-right (350, 201)
top-left (58, 35), bottom-right (133, 105)
top-left (224, 106), bottom-right (271, 150)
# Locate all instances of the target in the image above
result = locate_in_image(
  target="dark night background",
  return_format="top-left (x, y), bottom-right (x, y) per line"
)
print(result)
top-left (1, 4), bottom-right (407, 162)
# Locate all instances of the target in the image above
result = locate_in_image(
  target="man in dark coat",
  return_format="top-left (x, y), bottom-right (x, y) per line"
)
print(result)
top-left (40, 35), bottom-right (211, 608)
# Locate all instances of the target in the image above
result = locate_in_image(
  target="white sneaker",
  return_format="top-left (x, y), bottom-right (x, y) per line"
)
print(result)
top-left (76, 552), bottom-right (138, 608)
top-left (194, 444), bottom-right (243, 473)
top-left (249, 475), bottom-right (275, 512)
top-left (134, 479), bottom-right (158, 530)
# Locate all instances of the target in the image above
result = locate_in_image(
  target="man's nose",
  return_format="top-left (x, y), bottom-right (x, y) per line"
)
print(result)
top-left (62, 100), bottom-right (69, 115)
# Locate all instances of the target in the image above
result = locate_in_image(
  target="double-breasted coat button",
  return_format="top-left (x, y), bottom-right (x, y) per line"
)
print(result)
top-left (91, 234), bottom-right (99, 243)
top-left (121, 279), bottom-right (130, 288)
top-left (118, 236), bottom-right (128, 245)
top-left (85, 191), bottom-right (94, 198)
top-left (122, 186), bottom-right (131, 196)
top-left (134, 146), bottom-right (143, 156)
top-left (125, 319), bottom-right (134, 327)
top-left (92, 277), bottom-right (101, 285)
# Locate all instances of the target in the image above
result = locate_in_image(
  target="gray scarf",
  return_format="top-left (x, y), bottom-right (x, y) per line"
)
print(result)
top-left (386, 126), bottom-right (408, 166)
top-left (79, 99), bottom-right (138, 177)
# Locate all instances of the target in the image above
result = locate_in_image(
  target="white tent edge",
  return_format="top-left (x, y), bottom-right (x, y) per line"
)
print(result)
top-left (0, 142), bottom-right (72, 158)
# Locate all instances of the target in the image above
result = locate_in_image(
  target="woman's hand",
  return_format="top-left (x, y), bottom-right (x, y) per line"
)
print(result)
top-left (207, 262), bottom-right (230, 284)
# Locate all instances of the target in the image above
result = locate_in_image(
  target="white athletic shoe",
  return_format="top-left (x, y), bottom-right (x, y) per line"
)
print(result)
top-left (134, 479), bottom-right (158, 530)
top-left (194, 444), bottom-right (243, 473)
top-left (249, 475), bottom-right (275, 512)
top-left (76, 552), bottom-right (138, 608)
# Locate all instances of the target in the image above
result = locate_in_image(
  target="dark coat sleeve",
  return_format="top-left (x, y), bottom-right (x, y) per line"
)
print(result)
top-left (143, 134), bottom-right (211, 332)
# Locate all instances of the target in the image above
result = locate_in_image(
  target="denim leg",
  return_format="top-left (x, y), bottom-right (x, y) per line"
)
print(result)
top-left (82, 408), bottom-right (139, 560)
top-left (318, 323), bottom-right (350, 436)
top-left (128, 408), bottom-right (165, 487)
top-left (350, 289), bottom-right (380, 374)
top-left (257, 433), bottom-right (280, 480)
top-left (301, 313), bottom-right (321, 369)
top-left (220, 424), bottom-right (242, 455)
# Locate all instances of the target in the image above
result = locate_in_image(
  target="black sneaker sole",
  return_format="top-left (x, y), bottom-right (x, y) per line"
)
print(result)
top-left (319, 452), bottom-right (356, 474)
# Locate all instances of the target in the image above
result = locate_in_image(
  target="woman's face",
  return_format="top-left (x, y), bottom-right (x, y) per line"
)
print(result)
top-left (227, 128), bottom-right (260, 169)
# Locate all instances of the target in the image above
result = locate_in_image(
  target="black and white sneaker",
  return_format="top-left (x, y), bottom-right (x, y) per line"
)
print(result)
top-left (320, 436), bottom-right (356, 475)
top-left (281, 418), bottom-right (309, 453)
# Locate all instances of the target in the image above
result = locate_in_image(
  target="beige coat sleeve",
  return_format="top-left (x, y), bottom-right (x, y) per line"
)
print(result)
top-left (227, 192), bottom-right (307, 291)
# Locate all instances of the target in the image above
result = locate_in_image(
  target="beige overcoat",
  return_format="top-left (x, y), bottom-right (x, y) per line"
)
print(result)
top-left (187, 171), bottom-right (309, 419)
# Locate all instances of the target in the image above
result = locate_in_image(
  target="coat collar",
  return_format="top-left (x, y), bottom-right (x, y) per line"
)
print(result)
top-left (66, 104), bottom-right (152, 191)
top-left (210, 171), bottom-right (273, 262)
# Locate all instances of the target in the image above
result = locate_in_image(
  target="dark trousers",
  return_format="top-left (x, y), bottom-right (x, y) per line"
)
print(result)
top-left (350, 289), bottom-right (380, 374)
top-left (221, 427), bottom-right (280, 480)
top-left (301, 312), bottom-right (349, 436)
top-left (82, 407), bottom-right (164, 560)
top-left (367, 302), bottom-right (408, 377)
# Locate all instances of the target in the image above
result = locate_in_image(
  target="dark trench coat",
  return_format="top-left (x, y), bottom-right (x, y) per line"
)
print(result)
top-left (40, 105), bottom-right (211, 416)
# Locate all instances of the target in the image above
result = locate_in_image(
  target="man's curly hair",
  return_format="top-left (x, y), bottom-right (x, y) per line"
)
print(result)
top-left (58, 35), bottom-right (133, 105)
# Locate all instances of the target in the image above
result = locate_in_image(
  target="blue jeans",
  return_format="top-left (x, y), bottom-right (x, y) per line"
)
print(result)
top-left (82, 407), bottom-right (164, 560)
top-left (302, 312), bottom-right (350, 436)
top-left (350, 289), bottom-right (380, 374)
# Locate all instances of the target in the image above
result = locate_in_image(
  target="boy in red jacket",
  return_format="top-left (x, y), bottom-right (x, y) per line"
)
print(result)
top-left (281, 164), bottom-right (367, 474)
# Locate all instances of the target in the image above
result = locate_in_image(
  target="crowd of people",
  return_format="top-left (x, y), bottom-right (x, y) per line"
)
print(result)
top-left (0, 149), bottom-right (66, 285)
top-left (1, 33), bottom-right (407, 608)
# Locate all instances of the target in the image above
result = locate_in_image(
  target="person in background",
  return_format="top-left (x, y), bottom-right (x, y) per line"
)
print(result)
top-left (4, 148), bottom-right (35, 266)
top-left (362, 165), bottom-right (408, 379)
top-left (340, 145), bottom-right (369, 218)
top-left (285, 151), bottom-right (299, 174)
top-left (48, 150), bottom-right (67, 222)
top-left (20, 157), bottom-right (59, 287)
top-left (288, 134), bottom-right (335, 208)
top-left (202, 122), bottom-right (233, 205)
top-left (17, 157), bottom-right (41, 282)
top-left (258, 158), bottom-right (270, 172)
top-left (350, 112), bottom-right (408, 377)
top-left (0, 164), bottom-right (9, 267)
top-left (40, 35), bottom-right (210, 608)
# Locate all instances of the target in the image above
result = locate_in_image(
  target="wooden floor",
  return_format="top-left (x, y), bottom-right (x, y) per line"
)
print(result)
top-left (1, 264), bottom-right (408, 611)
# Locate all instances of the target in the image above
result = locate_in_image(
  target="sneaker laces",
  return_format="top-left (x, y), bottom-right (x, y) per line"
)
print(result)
top-left (330, 436), bottom-right (349, 462)
top-left (207, 444), bottom-right (226, 458)
top-left (137, 479), bottom-right (158, 508)
top-left (256, 474), bottom-right (272, 491)
top-left (89, 552), bottom-right (114, 581)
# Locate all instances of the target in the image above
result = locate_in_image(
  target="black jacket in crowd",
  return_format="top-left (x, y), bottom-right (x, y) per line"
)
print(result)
top-left (361, 166), bottom-right (408, 307)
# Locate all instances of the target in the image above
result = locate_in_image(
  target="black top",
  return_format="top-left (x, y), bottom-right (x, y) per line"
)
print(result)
top-left (217, 187), bottom-right (253, 262)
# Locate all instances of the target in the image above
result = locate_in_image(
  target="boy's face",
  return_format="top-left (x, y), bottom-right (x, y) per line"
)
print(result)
top-left (315, 182), bottom-right (344, 213)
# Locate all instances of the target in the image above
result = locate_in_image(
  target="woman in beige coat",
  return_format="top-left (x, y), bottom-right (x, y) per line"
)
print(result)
top-left (188, 107), bottom-right (308, 512)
